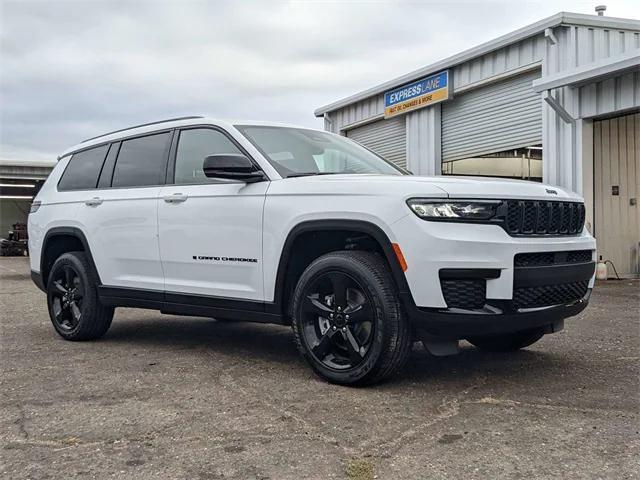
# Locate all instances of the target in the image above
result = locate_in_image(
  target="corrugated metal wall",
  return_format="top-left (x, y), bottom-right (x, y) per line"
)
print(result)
top-left (346, 116), bottom-right (407, 168)
top-left (321, 19), bottom-right (638, 191)
top-left (543, 24), bottom-right (640, 192)
top-left (406, 105), bottom-right (441, 175)
top-left (442, 70), bottom-right (542, 162)
top-left (548, 25), bottom-right (640, 118)
top-left (325, 34), bottom-right (546, 135)
top-left (451, 35), bottom-right (545, 90)
top-left (324, 34), bottom-right (546, 177)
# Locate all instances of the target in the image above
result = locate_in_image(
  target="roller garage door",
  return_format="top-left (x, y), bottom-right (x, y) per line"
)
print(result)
top-left (442, 70), bottom-right (542, 162)
top-left (346, 116), bottom-right (407, 168)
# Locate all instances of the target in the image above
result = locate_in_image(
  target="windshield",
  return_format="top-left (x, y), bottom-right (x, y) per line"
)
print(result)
top-left (235, 125), bottom-right (407, 178)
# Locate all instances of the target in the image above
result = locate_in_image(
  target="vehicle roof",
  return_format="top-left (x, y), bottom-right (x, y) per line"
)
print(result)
top-left (58, 116), bottom-right (316, 159)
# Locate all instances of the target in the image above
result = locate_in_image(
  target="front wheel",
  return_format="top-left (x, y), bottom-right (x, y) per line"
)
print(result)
top-left (291, 251), bottom-right (412, 386)
top-left (467, 328), bottom-right (545, 352)
top-left (46, 252), bottom-right (114, 341)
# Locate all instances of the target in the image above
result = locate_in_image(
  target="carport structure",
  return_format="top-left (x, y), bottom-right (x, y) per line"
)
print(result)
top-left (0, 159), bottom-right (54, 237)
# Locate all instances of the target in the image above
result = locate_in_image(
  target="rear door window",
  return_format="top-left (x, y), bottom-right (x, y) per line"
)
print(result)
top-left (97, 142), bottom-right (120, 188)
top-left (111, 132), bottom-right (171, 188)
top-left (58, 144), bottom-right (110, 191)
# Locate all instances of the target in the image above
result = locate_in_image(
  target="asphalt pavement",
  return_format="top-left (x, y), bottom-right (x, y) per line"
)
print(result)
top-left (1, 257), bottom-right (638, 479)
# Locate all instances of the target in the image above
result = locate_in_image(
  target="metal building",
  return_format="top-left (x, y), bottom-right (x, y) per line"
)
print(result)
top-left (315, 10), bottom-right (640, 277)
top-left (0, 160), bottom-right (53, 240)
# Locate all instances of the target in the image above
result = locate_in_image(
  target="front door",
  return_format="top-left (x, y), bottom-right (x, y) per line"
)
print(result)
top-left (158, 127), bottom-right (268, 300)
top-left (593, 112), bottom-right (640, 277)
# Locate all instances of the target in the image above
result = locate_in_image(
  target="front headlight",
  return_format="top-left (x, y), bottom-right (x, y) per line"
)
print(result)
top-left (407, 199), bottom-right (501, 221)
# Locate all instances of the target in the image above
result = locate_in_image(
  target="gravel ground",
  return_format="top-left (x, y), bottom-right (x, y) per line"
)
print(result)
top-left (1, 256), bottom-right (638, 480)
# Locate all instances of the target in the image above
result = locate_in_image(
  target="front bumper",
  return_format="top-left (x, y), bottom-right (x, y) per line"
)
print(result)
top-left (391, 213), bottom-right (596, 337)
top-left (402, 290), bottom-right (590, 337)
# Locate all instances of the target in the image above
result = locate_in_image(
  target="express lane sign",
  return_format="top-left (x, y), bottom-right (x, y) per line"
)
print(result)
top-left (384, 71), bottom-right (451, 118)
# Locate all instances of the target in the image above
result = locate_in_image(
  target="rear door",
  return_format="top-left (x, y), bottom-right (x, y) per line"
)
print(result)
top-left (158, 126), bottom-right (268, 300)
top-left (74, 131), bottom-right (171, 291)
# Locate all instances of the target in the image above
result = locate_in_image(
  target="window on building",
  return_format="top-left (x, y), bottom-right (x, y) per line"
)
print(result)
top-left (111, 132), bottom-right (171, 188)
top-left (174, 128), bottom-right (243, 184)
top-left (58, 144), bottom-right (110, 191)
top-left (441, 145), bottom-right (542, 182)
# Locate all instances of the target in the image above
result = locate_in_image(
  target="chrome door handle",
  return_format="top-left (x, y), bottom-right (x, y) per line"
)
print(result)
top-left (163, 193), bottom-right (188, 203)
top-left (84, 197), bottom-right (103, 206)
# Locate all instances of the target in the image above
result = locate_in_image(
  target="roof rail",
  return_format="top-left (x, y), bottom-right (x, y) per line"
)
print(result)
top-left (81, 115), bottom-right (205, 143)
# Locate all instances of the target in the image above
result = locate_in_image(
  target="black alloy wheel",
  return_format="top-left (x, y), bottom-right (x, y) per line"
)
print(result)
top-left (300, 271), bottom-right (375, 370)
top-left (291, 251), bottom-right (412, 386)
top-left (49, 264), bottom-right (84, 332)
top-left (46, 251), bottom-right (114, 341)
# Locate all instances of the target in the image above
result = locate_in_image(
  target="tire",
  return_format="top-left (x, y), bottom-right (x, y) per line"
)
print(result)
top-left (291, 251), bottom-right (412, 386)
top-left (467, 328), bottom-right (545, 352)
top-left (46, 251), bottom-right (114, 341)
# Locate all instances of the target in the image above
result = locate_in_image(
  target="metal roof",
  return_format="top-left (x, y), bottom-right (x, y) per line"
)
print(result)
top-left (0, 161), bottom-right (54, 181)
top-left (314, 12), bottom-right (640, 117)
top-left (532, 49), bottom-right (640, 92)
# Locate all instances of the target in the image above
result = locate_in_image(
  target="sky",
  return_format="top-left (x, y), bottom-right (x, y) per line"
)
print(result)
top-left (1, 0), bottom-right (638, 164)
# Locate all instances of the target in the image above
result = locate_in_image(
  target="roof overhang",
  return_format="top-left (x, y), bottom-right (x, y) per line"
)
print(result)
top-left (0, 163), bottom-right (53, 181)
top-left (532, 50), bottom-right (640, 92)
top-left (314, 12), bottom-right (640, 117)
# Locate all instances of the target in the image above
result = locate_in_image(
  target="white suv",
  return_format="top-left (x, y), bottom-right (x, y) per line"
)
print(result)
top-left (29, 116), bottom-right (596, 385)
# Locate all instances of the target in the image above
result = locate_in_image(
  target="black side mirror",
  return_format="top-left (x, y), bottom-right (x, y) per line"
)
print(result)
top-left (202, 154), bottom-right (266, 183)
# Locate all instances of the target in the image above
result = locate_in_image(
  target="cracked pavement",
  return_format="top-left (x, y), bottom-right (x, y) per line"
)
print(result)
top-left (1, 257), bottom-right (638, 479)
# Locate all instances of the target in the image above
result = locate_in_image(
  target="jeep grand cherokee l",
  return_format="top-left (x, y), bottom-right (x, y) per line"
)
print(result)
top-left (29, 116), bottom-right (596, 385)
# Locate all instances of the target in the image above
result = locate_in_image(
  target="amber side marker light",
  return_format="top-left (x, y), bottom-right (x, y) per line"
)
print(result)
top-left (391, 243), bottom-right (408, 272)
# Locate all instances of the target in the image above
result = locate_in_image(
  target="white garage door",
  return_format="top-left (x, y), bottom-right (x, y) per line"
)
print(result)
top-left (346, 116), bottom-right (407, 168)
top-left (442, 70), bottom-right (542, 162)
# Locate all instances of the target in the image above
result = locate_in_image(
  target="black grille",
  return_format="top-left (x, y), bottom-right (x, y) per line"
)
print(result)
top-left (503, 201), bottom-right (585, 236)
top-left (515, 252), bottom-right (555, 267)
top-left (513, 281), bottom-right (589, 309)
top-left (514, 250), bottom-right (593, 267)
top-left (567, 250), bottom-right (593, 263)
top-left (441, 279), bottom-right (486, 310)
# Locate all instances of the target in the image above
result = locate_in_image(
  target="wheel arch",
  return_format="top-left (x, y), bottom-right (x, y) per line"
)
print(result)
top-left (270, 219), bottom-right (412, 317)
top-left (41, 227), bottom-right (102, 286)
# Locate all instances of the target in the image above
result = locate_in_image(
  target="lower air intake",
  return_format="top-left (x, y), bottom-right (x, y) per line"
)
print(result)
top-left (513, 281), bottom-right (589, 309)
top-left (441, 279), bottom-right (486, 310)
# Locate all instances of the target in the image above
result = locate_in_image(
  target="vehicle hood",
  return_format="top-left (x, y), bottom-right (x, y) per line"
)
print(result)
top-left (272, 174), bottom-right (582, 202)
top-left (414, 175), bottom-right (582, 201)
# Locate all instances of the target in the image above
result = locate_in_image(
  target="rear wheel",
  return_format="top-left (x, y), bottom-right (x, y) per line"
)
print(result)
top-left (291, 251), bottom-right (412, 386)
top-left (467, 328), bottom-right (545, 352)
top-left (46, 252), bottom-right (114, 341)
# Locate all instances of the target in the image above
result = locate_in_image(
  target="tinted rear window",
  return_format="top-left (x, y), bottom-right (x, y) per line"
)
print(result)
top-left (58, 145), bottom-right (110, 191)
top-left (111, 132), bottom-right (171, 187)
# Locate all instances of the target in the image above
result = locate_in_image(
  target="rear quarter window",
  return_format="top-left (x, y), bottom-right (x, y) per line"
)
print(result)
top-left (58, 144), bottom-right (110, 191)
